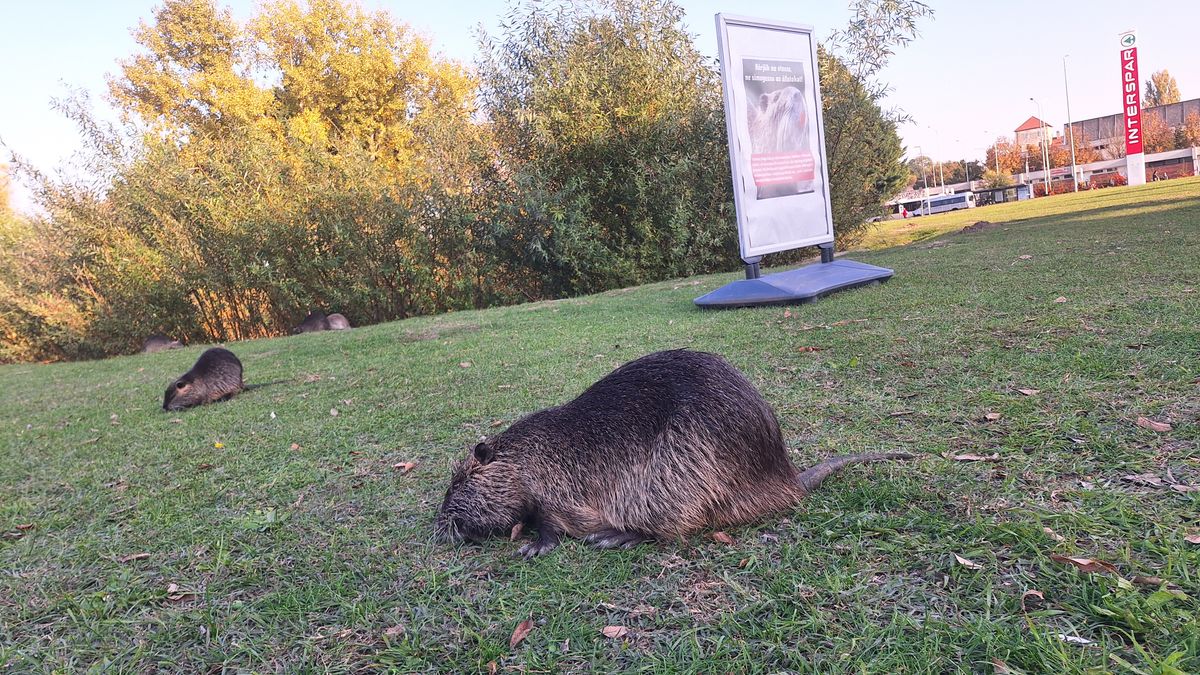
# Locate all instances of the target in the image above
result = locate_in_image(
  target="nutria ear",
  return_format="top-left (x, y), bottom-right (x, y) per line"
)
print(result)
top-left (473, 442), bottom-right (494, 465)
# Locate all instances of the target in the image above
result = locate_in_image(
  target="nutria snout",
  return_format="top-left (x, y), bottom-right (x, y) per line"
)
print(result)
top-left (163, 347), bottom-right (244, 411)
top-left (435, 349), bottom-right (911, 557)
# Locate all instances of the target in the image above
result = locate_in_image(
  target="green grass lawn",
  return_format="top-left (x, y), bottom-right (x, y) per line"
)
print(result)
top-left (2, 179), bottom-right (1198, 673)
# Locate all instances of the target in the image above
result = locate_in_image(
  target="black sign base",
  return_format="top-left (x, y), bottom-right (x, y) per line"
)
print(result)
top-left (694, 259), bottom-right (893, 309)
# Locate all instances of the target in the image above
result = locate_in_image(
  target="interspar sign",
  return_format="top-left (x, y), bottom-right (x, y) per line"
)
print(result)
top-left (1119, 31), bottom-right (1142, 156)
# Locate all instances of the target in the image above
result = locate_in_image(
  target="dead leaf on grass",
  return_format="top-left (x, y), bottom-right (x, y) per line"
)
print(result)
top-left (489, 419), bottom-right (505, 427)
top-left (1135, 416), bottom-right (1172, 432)
top-left (392, 462), bottom-right (418, 474)
top-left (1185, 534), bottom-right (1200, 545)
top-left (165, 583), bottom-right (197, 603)
top-left (509, 619), bottom-right (534, 649)
top-left (15, 523), bottom-right (33, 531)
top-left (197, 463), bottom-right (215, 471)
top-left (290, 443), bottom-right (301, 451)
top-left (992, 657), bottom-right (1016, 674)
top-left (1018, 254), bottom-right (1033, 260)
top-left (1130, 576), bottom-right (1176, 588)
top-left (601, 626), bottom-right (630, 639)
top-left (783, 309), bottom-right (792, 319)
top-left (711, 531), bottom-right (735, 545)
top-left (1057, 634), bottom-right (1094, 646)
top-left (1021, 589), bottom-right (1045, 611)
top-left (169, 418), bottom-right (183, 424)
top-left (1042, 527), bottom-right (1065, 542)
top-left (118, 552), bottom-right (151, 563)
top-left (510, 522), bottom-right (525, 541)
top-left (1050, 554), bottom-right (1118, 575)
top-left (329, 408), bottom-right (339, 417)
top-left (984, 412), bottom-right (1002, 421)
top-left (1017, 388), bottom-right (1040, 396)
top-left (459, 361), bottom-right (472, 368)
top-left (1122, 473), bottom-right (1163, 487)
top-left (1054, 296), bottom-right (1068, 303)
top-left (1170, 484), bottom-right (1199, 493)
top-left (796, 346), bottom-right (824, 353)
top-left (383, 625), bottom-right (406, 638)
top-left (947, 453), bottom-right (1000, 462)
top-left (830, 318), bottom-right (869, 327)
top-left (954, 554), bottom-right (983, 570)
top-left (487, 662), bottom-right (498, 675)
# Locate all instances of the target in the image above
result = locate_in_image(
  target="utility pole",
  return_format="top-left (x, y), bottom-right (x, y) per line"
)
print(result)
top-left (1030, 97), bottom-right (1052, 197)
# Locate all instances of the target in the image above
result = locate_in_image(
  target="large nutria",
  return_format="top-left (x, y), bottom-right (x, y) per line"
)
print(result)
top-left (142, 334), bottom-right (183, 353)
top-left (327, 313), bottom-right (352, 330)
top-left (163, 347), bottom-right (244, 411)
top-left (294, 310), bottom-right (330, 334)
top-left (435, 349), bottom-right (911, 557)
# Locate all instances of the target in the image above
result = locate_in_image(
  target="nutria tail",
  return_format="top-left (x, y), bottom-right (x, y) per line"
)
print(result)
top-left (795, 452), bottom-right (914, 494)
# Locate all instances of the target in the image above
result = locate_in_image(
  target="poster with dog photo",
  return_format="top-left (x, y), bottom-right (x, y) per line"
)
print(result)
top-left (716, 15), bottom-right (833, 260)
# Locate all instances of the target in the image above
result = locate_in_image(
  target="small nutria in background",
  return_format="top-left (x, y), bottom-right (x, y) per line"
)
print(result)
top-left (142, 334), bottom-right (183, 353)
top-left (435, 349), bottom-right (912, 558)
top-left (326, 313), bottom-right (352, 330)
top-left (293, 309), bottom-right (330, 334)
top-left (163, 347), bottom-right (244, 411)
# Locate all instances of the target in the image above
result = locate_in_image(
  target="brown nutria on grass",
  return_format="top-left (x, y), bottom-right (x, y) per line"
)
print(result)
top-left (327, 313), bottom-right (351, 330)
top-left (435, 349), bottom-right (912, 557)
top-left (142, 334), bottom-right (183, 353)
top-left (163, 347), bottom-right (244, 411)
top-left (293, 310), bottom-right (330, 334)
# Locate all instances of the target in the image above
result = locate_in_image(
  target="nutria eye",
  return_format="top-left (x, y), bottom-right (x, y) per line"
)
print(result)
top-left (175, 382), bottom-right (186, 390)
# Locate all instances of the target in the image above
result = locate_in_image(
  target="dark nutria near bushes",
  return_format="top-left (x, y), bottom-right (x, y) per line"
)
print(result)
top-left (142, 334), bottom-right (183, 353)
top-left (326, 313), bottom-right (351, 330)
top-left (293, 310), bottom-right (330, 334)
top-left (435, 349), bottom-right (912, 557)
top-left (163, 347), bottom-right (244, 411)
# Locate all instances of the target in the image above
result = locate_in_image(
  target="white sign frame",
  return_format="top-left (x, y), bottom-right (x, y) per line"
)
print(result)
top-left (715, 13), bottom-right (835, 261)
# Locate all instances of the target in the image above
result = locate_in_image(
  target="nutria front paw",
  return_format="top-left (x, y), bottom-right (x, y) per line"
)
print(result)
top-left (516, 538), bottom-right (559, 558)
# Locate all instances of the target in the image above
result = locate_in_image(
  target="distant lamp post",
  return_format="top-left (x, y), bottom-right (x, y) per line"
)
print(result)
top-left (1063, 55), bottom-right (1079, 192)
top-left (914, 145), bottom-right (930, 214)
top-left (1030, 97), bottom-right (1052, 197)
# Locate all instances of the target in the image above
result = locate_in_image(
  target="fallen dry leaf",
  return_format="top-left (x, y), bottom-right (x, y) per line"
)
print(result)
top-left (165, 583), bottom-right (197, 603)
top-left (711, 531), bottom-right (735, 545)
top-left (197, 463), bottom-right (215, 471)
top-left (169, 418), bottom-right (183, 424)
top-left (1170, 484), bottom-right (1199, 493)
top-left (213, 442), bottom-right (224, 449)
top-left (1050, 554), bottom-right (1118, 575)
top-left (948, 453), bottom-right (1001, 462)
top-left (490, 419), bottom-right (505, 427)
top-left (1021, 589), bottom-right (1045, 611)
top-left (984, 412), bottom-right (1002, 421)
top-left (459, 361), bottom-right (472, 368)
top-left (1135, 416), bottom-right (1172, 432)
top-left (1122, 473), bottom-right (1163, 487)
top-left (510, 522), bottom-right (525, 541)
top-left (392, 462), bottom-right (418, 474)
top-left (783, 309), bottom-right (792, 318)
top-left (290, 443), bottom-right (301, 451)
top-left (992, 657), bottom-right (1015, 674)
top-left (383, 625), bottom-right (406, 638)
top-left (830, 318), bottom-right (869, 327)
top-left (329, 408), bottom-right (339, 417)
top-left (1057, 634), bottom-right (1094, 646)
top-left (1017, 388), bottom-right (1040, 396)
top-left (15, 523), bottom-right (33, 531)
top-left (1185, 534), bottom-right (1200, 545)
top-left (796, 346), bottom-right (824, 353)
top-left (954, 554), bottom-right (983, 570)
top-left (119, 552), bottom-right (151, 563)
top-left (601, 626), bottom-right (630, 639)
top-left (1054, 296), bottom-right (1068, 303)
top-left (1017, 254), bottom-right (1033, 260)
top-left (487, 662), bottom-right (498, 675)
top-left (509, 619), bottom-right (534, 649)
top-left (1130, 576), bottom-right (1171, 587)
top-left (1043, 527), bottom-right (1065, 542)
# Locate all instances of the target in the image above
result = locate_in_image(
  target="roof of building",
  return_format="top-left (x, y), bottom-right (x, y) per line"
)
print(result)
top-left (1015, 116), bottom-right (1051, 132)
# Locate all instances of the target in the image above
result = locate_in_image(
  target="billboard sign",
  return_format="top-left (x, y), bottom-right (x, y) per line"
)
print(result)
top-left (1119, 30), bottom-right (1143, 156)
top-left (715, 14), bottom-right (833, 261)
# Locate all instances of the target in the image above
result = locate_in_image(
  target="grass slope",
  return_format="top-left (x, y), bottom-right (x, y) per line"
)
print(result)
top-left (2, 179), bottom-right (1199, 673)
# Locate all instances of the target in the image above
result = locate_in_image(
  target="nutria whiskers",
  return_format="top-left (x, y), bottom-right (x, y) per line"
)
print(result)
top-left (435, 349), bottom-right (912, 557)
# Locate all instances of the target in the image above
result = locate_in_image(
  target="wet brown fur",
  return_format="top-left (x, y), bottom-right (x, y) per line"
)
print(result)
top-left (142, 334), bottom-right (183, 353)
top-left (163, 347), bottom-right (244, 411)
top-left (435, 349), bottom-right (910, 557)
top-left (293, 310), bottom-right (330, 334)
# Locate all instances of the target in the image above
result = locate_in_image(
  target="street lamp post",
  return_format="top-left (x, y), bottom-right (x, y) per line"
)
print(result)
top-left (914, 145), bottom-right (930, 215)
top-left (1063, 55), bottom-right (1079, 192)
top-left (1030, 97), bottom-right (1051, 197)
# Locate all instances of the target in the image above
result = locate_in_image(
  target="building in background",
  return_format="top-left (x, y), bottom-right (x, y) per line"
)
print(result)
top-left (1014, 116), bottom-right (1054, 147)
top-left (1068, 98), bottom-right (1200, 159)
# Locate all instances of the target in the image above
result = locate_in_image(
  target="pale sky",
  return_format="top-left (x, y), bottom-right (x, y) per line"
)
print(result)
top-left (3, 0), bottom-right (1199, 213)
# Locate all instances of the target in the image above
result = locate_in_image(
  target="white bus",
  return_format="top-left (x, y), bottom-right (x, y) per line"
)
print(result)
top-left (911, 192), bottom-right (975, 216)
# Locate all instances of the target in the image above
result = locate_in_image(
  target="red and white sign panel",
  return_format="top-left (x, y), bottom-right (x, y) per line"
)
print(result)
top-left (716, 14), bottom-right (833, 260)
top-left (1119, 30), bottom-right (1142, 156)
